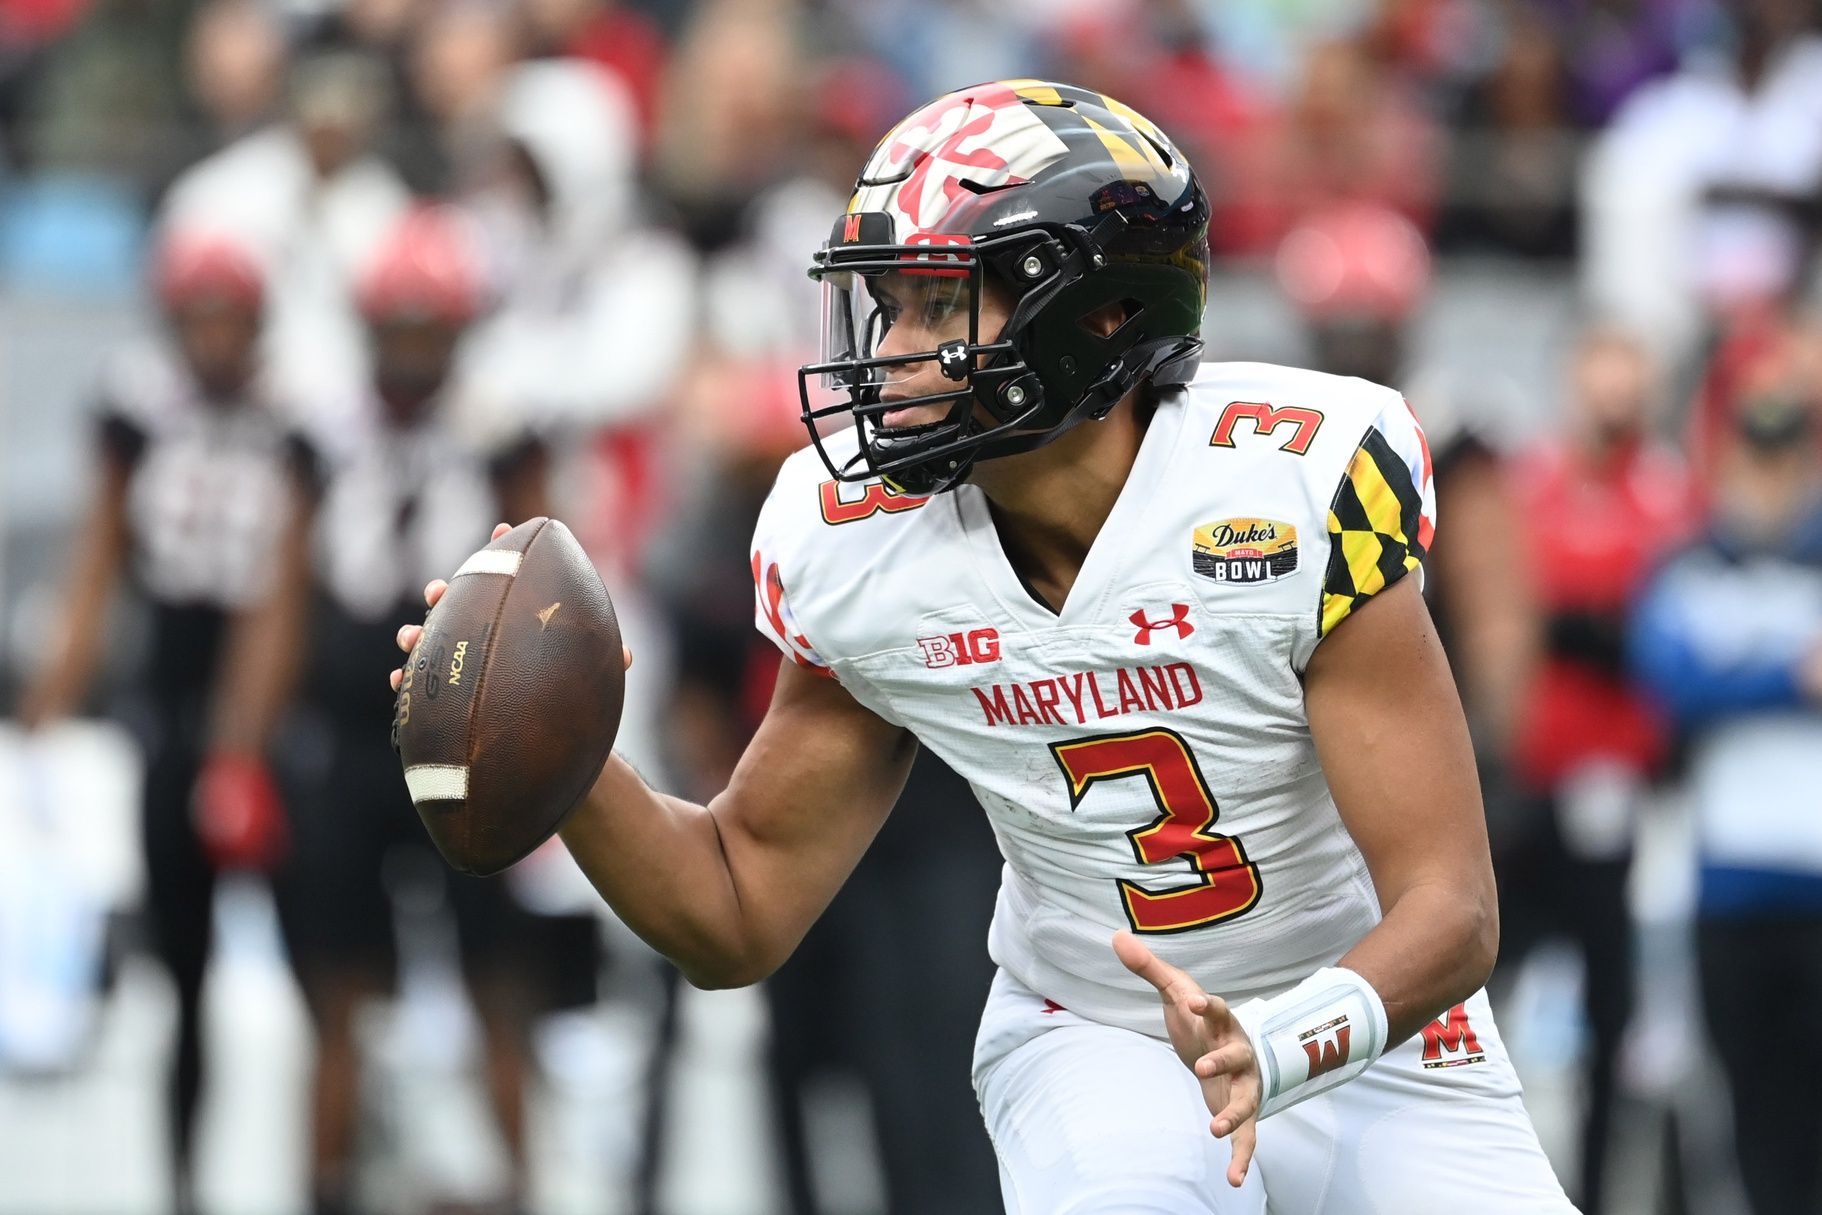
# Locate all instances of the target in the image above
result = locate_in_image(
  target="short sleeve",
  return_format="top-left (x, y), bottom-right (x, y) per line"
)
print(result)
top-left (1318, 396), bottom-right (1436, 637)
top-left (750, 481), bottom-right (835, 678)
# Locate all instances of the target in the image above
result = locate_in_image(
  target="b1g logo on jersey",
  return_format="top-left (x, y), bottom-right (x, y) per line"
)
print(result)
top-left (1192, 518), bottom-right (1299, 584)
top-left (917, 628), bottom-right (1001, 668)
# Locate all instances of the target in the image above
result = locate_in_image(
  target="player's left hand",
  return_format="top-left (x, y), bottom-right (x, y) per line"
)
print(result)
top-left (1114, 929), bottom-right (1261, 1187)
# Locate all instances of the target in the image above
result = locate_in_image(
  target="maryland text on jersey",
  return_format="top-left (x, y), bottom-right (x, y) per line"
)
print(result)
top-left (750, 362), bottom-right (1437, 1029)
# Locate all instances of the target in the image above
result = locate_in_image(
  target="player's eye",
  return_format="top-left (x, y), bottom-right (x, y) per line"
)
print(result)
top-left (921, 295), bottom-right (960, 324)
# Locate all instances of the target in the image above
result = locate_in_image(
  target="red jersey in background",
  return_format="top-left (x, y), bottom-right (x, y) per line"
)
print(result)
top-left (1510, 440), bottom-right (1695, 788)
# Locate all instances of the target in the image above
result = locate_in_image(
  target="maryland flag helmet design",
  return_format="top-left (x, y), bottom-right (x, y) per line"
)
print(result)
top-left (800, 80), bottom-right (1210, 495)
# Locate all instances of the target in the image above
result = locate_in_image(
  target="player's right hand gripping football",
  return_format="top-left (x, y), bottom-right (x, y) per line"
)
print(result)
top-left (389, 523), bottom-right (633, 691)
top-left (1115, 930), bottom-right (1262, 1187)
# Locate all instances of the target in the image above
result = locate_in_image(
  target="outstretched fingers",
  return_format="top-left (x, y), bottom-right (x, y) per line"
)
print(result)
top-left (1208, 1070), bottom-right (1260, 1138)
top-left (1224, 1120), bottom-right (1257, 1188)
top-left (1114, 931), bottom-right (1259, 1186)
top-left (1193, 1040), bottom-right (1252, 1081)
top-left (1113, 930), bottom-right (1204, 1007)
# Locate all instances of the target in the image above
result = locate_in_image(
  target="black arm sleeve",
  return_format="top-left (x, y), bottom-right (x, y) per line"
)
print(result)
top-left (1544, 608), bottom-right (1629, 677)
top-left (285, 430), bottom-right (328, 501)
top-left (95, 405), bottom-right (148, 470)
top-left (486, 430), bottom-right (548, 485)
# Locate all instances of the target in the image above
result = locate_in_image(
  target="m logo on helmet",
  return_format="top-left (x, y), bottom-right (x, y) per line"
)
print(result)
top-left (842, 214), bottom-right (863, 243)
top-left (851, 82), bottom-right (1070, 233)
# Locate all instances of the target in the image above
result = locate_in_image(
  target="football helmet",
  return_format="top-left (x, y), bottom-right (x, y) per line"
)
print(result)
top-left (154, 228), bottom-right (265, 314)
top-left (799, 79), bottom-right (1209, 494)
top-left (357, 205), bottom-right (484, 327)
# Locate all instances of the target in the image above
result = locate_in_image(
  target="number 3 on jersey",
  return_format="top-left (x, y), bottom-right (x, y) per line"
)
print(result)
top-left (1050, 728), bottom-right (1263, 934)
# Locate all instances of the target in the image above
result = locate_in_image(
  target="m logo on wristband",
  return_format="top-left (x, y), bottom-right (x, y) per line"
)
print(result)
top-left (1300, 1015), bottom-right (1353, 1079)
top-left (1235, 967), bottom-right (1388, 1120)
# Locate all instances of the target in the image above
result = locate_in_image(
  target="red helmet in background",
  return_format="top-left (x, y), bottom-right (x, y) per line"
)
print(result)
top-left (153, 228), bottom-right (265, 313)
top-left (1275, 201), bottom-right (1432, 322)
top-left (356, 205), bottom-right (485, 327)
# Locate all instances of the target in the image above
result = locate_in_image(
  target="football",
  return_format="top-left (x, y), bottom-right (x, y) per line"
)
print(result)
top-left (391, 517), bottom-right (623, 876)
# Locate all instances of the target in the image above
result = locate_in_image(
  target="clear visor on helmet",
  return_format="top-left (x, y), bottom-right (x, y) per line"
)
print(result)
top-left (817, 263), bottom-right (976, 390)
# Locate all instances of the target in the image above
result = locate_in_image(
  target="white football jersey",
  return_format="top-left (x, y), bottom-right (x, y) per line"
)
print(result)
top-left (752, 362), bottom-right (1436, 1035)
top-left (99, 340), bottom-right (297, 611)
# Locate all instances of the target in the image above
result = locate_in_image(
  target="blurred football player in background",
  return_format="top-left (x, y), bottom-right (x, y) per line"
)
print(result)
top-left (15, 228), bottom-right (301, 1215)
top-left (1503, 329), bottom-right (1695, 1212)
top-left (1275, 199), bottom-right (1431, 392)
top-left (161, 47), bottom-right (411, 410)
top-left (1631, 369), bottom-right (1822, 1215)
top-left (259, 206), bottom-right (597, 1215)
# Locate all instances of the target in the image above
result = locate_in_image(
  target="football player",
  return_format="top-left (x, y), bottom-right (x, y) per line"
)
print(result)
top-left (18, 228), bottom-right (299, 1215)
top-left (396, 81), bottom-right (1572, 1212)
top-left (271, 206), bottom-right (605, 1215)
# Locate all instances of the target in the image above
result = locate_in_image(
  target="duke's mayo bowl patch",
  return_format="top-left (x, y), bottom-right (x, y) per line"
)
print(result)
top-left (1192, 518), bottom-right (1299, 584)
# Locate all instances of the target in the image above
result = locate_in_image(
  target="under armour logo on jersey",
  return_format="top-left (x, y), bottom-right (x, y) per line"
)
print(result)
top-left (1130, 604), bottom-right (1193, 645)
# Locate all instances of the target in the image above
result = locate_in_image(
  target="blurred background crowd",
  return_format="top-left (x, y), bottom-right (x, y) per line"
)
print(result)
top-left (2, 0), bottom-right (1822, 1212)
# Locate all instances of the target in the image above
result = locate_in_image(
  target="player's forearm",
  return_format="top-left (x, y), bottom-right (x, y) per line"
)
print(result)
top-left (1338, 879), bottom-right (1498, 1046)
top-left (558, 752), bottom-right (777, 988)
top-left (209, 494), bottom-right (313, 755)
top-left (21, 484), bottom-right (127, 726)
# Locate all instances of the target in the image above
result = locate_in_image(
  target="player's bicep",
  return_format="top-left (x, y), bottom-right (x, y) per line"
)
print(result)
top-left (1303, 577), bottom-right (1492, 911)
top-left (708, 657), bottom-right (916, 957)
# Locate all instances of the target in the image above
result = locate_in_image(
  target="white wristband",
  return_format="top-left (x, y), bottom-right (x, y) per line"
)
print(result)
top-left (1231, 967), bottom-right (1388, 1120)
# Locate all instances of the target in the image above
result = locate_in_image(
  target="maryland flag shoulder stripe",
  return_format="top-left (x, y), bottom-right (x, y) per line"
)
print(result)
top-left (1320, 415), bottom-right (1435, 636)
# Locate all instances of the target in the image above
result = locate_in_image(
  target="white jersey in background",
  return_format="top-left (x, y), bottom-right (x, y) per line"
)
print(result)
top-left (98, 340), bottom-right (298, 611)
top-left (754, 361), bottom-right (1433, 1030)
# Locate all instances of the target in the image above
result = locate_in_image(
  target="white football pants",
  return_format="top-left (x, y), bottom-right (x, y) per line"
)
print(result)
top-left (973, 970), bottom-right (1577, 1214)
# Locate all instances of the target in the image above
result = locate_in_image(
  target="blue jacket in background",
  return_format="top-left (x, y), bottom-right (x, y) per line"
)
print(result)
top-left (1630, 499), bottom-right (1822, 918)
